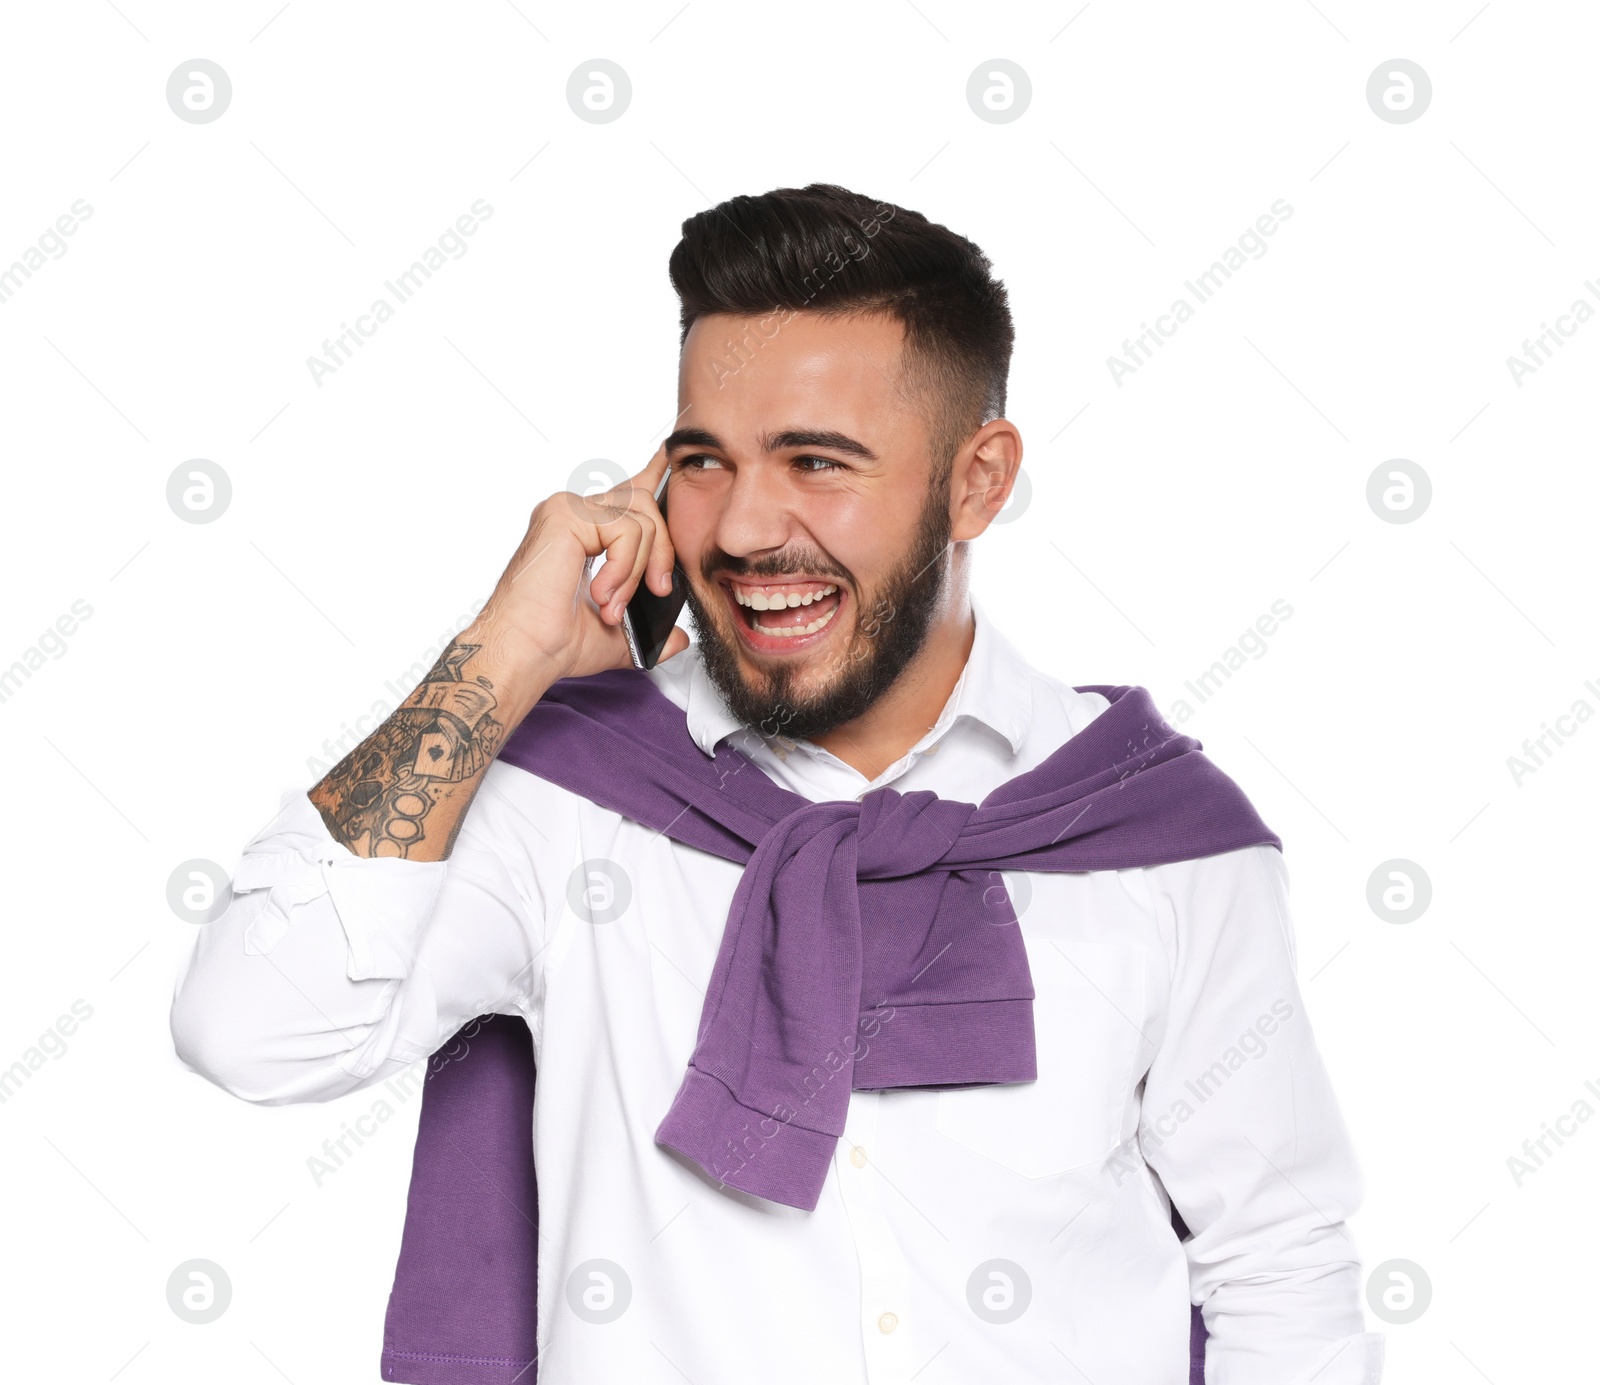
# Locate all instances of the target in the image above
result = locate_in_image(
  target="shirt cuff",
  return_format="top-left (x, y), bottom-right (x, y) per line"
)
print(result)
top-left (232, 790), bottom-right (448, 982)
top-left (1279, 1330), bottom-right (1386, 1385)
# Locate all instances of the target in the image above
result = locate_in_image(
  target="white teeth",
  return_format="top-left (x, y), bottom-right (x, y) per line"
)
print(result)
top-left (754, 602), bottom-right (839, 638)
top-left (731, 583), bottom-right (838, 610)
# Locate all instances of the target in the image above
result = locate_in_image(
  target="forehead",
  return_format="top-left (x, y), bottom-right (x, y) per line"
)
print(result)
top-left (677, 309), bottom-right (921, 443)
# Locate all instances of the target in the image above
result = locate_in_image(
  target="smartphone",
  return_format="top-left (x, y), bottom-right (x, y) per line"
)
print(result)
top-left (620, 467), bottom-right (688, 670)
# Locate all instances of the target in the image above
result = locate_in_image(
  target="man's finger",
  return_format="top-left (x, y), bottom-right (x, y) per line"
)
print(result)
top-left (631, 444), bottom-right (677, 596)
top-left (635, 442), bottom-right (671, 494)
top-left (591, 513), bottom-right (648, 619)
top-left (600, 510), bottom-right (654, 619)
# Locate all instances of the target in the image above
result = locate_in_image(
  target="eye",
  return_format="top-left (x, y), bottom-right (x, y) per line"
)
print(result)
top-left (674, 453), bottom-right (725, 471)
top-left (795, 455), bottom-right (843, 473)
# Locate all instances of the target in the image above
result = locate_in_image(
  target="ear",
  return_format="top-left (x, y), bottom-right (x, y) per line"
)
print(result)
top-left (949, 419), bottom-right (1024, 541)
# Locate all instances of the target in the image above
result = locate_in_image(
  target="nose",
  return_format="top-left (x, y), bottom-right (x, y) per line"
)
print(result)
top-left (713, 465), bottom-right (798, 562)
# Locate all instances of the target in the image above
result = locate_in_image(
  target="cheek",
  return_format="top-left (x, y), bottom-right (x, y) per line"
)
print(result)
top-left (803, 490), bottom-right (914, 580)
top-left (665, 500), bottom-right (713, 572)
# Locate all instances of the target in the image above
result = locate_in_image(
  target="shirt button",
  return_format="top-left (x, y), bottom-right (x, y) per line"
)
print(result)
top-left (850, 1145), bottom-right (868, 1168)
top-left (877, 1311), bottom-right (898, 1334)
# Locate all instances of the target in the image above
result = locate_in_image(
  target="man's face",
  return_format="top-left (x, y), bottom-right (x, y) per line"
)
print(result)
top-left (665, 309), bottom-right (955, 743)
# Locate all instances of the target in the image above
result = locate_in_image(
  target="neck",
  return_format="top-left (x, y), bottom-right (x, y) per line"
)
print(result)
top-left (810, 587), bottom-right (975, 781)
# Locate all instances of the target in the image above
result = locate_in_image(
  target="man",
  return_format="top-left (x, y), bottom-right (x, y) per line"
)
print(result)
top-left (170, 183), bottom-right (1382, 1383)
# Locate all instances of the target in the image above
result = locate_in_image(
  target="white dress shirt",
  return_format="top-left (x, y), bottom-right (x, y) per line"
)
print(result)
top-left (170, 598), bottom-right (1383, 1384)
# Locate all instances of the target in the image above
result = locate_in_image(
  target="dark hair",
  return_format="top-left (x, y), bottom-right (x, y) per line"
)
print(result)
top-left (667, 183), bottom-right (1014, 474)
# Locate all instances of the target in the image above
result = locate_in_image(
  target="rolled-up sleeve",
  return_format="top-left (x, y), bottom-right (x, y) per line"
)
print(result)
top-left (170, 781), bottom-right (543, 1106)
top-left (1138, 843), bottom-right (1384, 1385)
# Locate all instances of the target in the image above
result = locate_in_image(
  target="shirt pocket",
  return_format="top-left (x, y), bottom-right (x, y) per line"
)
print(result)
top-left (934, 936), bottom-right (1147, 1178)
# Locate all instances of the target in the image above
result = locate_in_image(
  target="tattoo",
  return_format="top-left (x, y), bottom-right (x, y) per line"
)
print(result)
top-left (310, 640), bottom-right (504, 858)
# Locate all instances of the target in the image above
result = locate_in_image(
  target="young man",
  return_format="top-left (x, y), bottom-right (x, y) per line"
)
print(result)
top-left (171, 184), bottom-right (1382, 1384)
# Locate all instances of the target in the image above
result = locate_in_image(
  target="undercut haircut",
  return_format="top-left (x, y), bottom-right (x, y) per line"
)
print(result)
top-left (668, 183), bottom-right (1014, 481)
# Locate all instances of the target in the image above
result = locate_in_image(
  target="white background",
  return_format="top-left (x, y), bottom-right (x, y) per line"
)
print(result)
top-left (2, 1), bottom-right (1595, 1380)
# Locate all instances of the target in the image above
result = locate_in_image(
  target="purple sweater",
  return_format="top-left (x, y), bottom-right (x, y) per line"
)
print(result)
top-left (381, 668), bottom-right (1277, 1383)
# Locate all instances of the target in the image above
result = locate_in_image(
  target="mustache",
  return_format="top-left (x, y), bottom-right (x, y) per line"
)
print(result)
top-left (700, 548), bottom-right (853, 585)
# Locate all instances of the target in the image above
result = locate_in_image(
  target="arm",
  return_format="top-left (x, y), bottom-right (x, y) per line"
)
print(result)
top-left (169, 785), bottom-right (539, 1103)
top-left (1137, 844), bottom-right (1384, 1385)
top-left (308, 447), bottom-right (687, 863)
top-left (306, 635), bottom-right (525, 862)
top-left (171, 449), bottom-right (688, 1100)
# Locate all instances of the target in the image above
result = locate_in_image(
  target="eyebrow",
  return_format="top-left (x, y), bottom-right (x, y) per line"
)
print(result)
top-left (662, 427), bottom-right (878, 462)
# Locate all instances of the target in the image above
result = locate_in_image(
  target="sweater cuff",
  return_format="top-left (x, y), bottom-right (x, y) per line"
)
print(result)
top-left (654, 1066), bottom-right (838, 1211)
top-left (851, 996), bottom-right (1037, 1089)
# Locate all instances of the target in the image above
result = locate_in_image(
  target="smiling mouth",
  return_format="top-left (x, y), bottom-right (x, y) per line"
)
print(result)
top-left (720, 577), bottom-right (846, 651)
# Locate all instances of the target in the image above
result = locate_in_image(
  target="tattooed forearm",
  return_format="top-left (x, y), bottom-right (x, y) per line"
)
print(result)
top-left (309, 640), bottom-right (507, 860)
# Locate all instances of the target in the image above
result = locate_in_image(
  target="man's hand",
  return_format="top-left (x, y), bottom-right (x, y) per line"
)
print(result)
top-left (308, 448), bottom-right (690, 861)
top-left (462, 445), bottom-right (690, 715)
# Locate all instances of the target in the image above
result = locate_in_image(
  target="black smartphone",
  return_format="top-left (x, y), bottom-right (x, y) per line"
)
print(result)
top-left (620, 467), bottom-right (688, 670)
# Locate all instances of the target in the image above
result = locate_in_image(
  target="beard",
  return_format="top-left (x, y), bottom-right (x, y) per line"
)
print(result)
top-left (680, 481), bottom-right (953, 744)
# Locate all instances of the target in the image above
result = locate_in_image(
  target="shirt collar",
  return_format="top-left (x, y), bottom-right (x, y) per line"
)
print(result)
top-left (674, 593), bottom-right (1034, 760)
